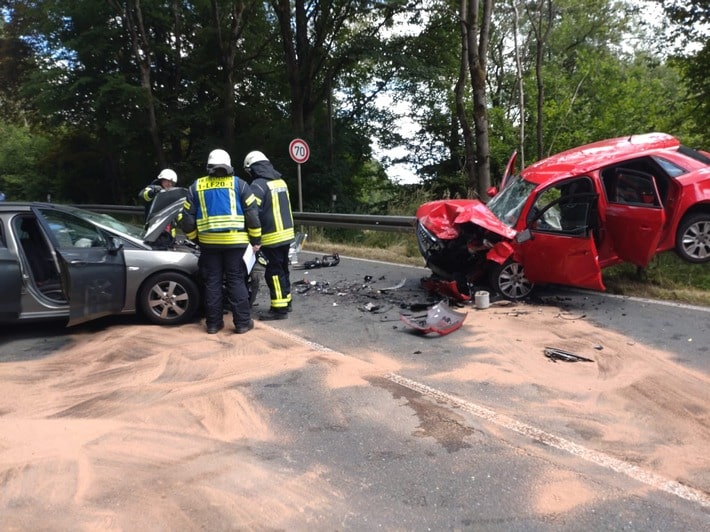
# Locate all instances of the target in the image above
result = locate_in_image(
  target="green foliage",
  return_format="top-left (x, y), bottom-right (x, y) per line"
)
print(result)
top-left (0, 0), bottom-right (708, 213)
top-left (540, 49), bottom-right (693, 156)
top-left (603, 252), bottom-right (710, 304)
top-left (671, 44), bottom-right (710, 146)
top-left (0, 122), bottom-right (52, 201)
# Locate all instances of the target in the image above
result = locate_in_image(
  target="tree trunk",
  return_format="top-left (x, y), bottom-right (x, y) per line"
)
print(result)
top-left (512, 1), bottom-right (525, 168)
top-left (272, 0), bottom-right (305, 136)
top-left (110, 0), bottom-right (166, 168)
top-left (211, 0), bottom-right (246, 154)
top-left (456, 0), bottom-right (476, 191)
top-left (464, 0), bottom-right (493, 199)
top-left (528, 0), bottom-right (553, 160)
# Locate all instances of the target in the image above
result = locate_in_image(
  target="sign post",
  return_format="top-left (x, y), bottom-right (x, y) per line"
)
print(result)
top-left (288, 138), bottom-right (310, 212)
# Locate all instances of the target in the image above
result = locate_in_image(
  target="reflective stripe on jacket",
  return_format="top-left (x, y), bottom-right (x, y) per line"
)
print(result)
top-left (183, 175), bottom-right (261, 247)
top-left (251, 171), bottom-right (295, 247)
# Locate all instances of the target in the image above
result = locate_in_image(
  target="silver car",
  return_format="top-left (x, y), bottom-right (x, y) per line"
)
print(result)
top-left (0, 190), bottom-right (201, 326)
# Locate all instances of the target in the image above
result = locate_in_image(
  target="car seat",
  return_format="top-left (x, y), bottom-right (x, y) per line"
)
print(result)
top-left (19, 219), bottom-right (51, 283)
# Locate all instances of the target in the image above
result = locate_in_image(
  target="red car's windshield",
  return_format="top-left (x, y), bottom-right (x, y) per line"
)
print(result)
top-left (486, 175), bottom-right (536, 227)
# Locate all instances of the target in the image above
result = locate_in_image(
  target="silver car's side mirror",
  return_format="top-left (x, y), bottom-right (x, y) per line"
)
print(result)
top-left (515, 229), bottom-right (533, 243)
top-left (107, 237), bottom-right (124, 254)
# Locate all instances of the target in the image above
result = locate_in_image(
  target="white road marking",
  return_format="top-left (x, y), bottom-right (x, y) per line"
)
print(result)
top-left (386, 372), bottom-right (710, 509)
top-left (268, 307), bottom-right (710, 510)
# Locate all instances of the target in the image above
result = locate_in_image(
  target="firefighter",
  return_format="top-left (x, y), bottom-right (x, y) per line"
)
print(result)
top-left (181, 149), bottom-right (262, 334)
top-left (243, 150), bottom-right (295, 320)
top-left (138, 168), bottom-right (178, 222)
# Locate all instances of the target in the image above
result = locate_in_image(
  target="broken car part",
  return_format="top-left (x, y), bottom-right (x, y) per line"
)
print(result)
top-left (303, 253), bottom-right (340, 269)
top-left (543, 347), bottom-right (594, 363)
top-left (399, 301), bottom-right (467, 336)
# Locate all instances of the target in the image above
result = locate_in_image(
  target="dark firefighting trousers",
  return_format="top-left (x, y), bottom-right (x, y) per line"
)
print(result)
top-left (260, 244), bottom-right (291, 312)
top-left (200, 247), bottom-right (251, 328)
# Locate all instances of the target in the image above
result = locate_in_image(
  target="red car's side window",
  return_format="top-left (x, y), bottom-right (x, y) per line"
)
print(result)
top-left (604, 169), bottom-right (660, 207)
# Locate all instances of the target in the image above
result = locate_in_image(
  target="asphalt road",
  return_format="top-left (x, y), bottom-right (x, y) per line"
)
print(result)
top-left (272, 251), bottom-right (710, 372)
top-left (249, 252), bottom-right (710, 529)
top-left (1, 251), bottom-right (708, 530)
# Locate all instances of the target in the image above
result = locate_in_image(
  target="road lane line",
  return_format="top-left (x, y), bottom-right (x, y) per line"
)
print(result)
top-left (266, 325), bottom-right (710, 509)
top-left (385, 372), bottom-right (710, 509)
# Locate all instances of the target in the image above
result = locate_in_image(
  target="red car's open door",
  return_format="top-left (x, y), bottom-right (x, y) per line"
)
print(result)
top-left (603, 169), bottom-right (665, 268)
top-left (515, 185), bottom-right (605, 291)
top-left (518, 232), bottom-right (605, 291)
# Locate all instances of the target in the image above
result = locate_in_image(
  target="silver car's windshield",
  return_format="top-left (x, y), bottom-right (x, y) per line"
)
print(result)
top-left (68, 207), bottom-right (144, 238)
top-left (486, 175), bottom-right (536, 227)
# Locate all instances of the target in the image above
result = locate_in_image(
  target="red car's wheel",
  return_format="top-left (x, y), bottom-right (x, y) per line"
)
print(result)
top-left (488, 259), bottom-right (534, 300)
top-left (675, 213), bottom-right (710, 264)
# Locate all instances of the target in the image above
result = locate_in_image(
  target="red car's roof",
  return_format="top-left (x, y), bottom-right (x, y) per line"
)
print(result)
top-left (521, 132), bottom-right (680, 184)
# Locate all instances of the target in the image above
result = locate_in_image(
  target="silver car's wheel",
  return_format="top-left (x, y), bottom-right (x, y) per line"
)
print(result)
top-left (138, 272), bottom-right (200, 325)
top-left (676, 213), bottom-right (710, 264)
top-left (488, 259), bottom-right (534, 300)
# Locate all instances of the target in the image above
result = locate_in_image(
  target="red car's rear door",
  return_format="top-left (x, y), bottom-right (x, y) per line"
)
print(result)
top-left (603, 170), bottom-right (665, 267)
top-left (605, 206), bottom-right (664, 267)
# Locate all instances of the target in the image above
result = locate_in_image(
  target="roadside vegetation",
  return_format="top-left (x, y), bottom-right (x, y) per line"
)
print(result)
top-left (2, 1), bottom-right (709, 208)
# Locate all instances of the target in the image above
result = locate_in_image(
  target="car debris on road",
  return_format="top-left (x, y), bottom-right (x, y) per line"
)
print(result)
top-left (543, 346), bottom-right (595, 363)
top-left (301, 253), bottom-right (340, 269)
top-left (399, 301), bottom-right (467, 336)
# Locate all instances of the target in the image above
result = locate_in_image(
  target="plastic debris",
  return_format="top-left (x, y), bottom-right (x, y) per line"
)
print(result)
top-left (378, 278), bottom-right (406, 292)
top-left (288, 232), bottom-right (308, 264)
top-left (420, 276), bottom-right (471, 301)
top-left (399, 301), bottom-right (467, 336)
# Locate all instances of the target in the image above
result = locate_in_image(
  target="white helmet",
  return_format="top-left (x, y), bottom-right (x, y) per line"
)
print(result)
top-left (157, 168), bottom-right (178, 183)
top-left (207, 149), bottom-right (231, 167)
top-left (243, 150), bottom-right (269, 170)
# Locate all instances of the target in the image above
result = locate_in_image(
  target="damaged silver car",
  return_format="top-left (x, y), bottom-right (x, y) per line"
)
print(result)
top-left (0, 190), bottom-right (201, 326)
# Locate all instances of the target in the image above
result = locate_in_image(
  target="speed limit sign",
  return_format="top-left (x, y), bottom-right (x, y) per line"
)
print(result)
top-left (289, 138), bottom-right (310, 164)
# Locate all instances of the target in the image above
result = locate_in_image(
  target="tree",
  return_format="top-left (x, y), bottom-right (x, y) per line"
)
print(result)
top-left (269, 0), bottom-right (412, 138)
top-left (655, 0), bottom-right (710, 144)
top-left (459, 0), bottom-right (494, 198)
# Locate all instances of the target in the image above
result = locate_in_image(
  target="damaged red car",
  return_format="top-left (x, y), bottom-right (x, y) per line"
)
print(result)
top-left (416, 132), bottom-right (710, 300)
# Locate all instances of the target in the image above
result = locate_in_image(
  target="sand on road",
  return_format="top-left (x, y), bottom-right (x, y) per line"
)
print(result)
top-left (0, 302), bottom-right (708, 529)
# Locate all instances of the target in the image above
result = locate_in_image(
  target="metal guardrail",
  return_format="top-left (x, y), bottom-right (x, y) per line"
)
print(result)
top-left (294, 212), bottom-right (415, 233)
top-left (77, 205), bottom-right (417, 233)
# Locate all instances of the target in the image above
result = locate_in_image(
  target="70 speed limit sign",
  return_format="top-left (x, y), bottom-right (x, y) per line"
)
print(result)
top-left (289, 138), bottom-right (310, 164)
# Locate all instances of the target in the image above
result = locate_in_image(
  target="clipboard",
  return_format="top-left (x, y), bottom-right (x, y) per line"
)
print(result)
top-left (243, 244), bottom-right (257, 273)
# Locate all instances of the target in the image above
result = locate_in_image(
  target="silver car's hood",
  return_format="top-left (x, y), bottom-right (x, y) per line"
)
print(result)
top-left (143, 188), bottom-right (188, 243)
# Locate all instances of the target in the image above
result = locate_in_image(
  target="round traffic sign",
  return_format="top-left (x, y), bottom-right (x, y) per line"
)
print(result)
top-left (289, 138), bottom-right (310, 164)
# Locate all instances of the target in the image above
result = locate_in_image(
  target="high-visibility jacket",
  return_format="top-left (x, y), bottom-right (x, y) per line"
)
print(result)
top-left (181, 174), bottom-right (261, 248)
top-left (138, 179), bottom-right (163, 220)
top-left (248, 161), bottom-right (295, 247)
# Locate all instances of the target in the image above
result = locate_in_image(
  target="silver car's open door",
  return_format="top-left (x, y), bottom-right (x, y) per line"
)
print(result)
top-left (33, 206), bottom-right (127, 327)
top-left (55, 244), bottom-right (126, 326)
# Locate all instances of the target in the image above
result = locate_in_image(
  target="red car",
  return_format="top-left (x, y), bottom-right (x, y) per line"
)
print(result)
top-left (416, 132), bottom-right (710, 300)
